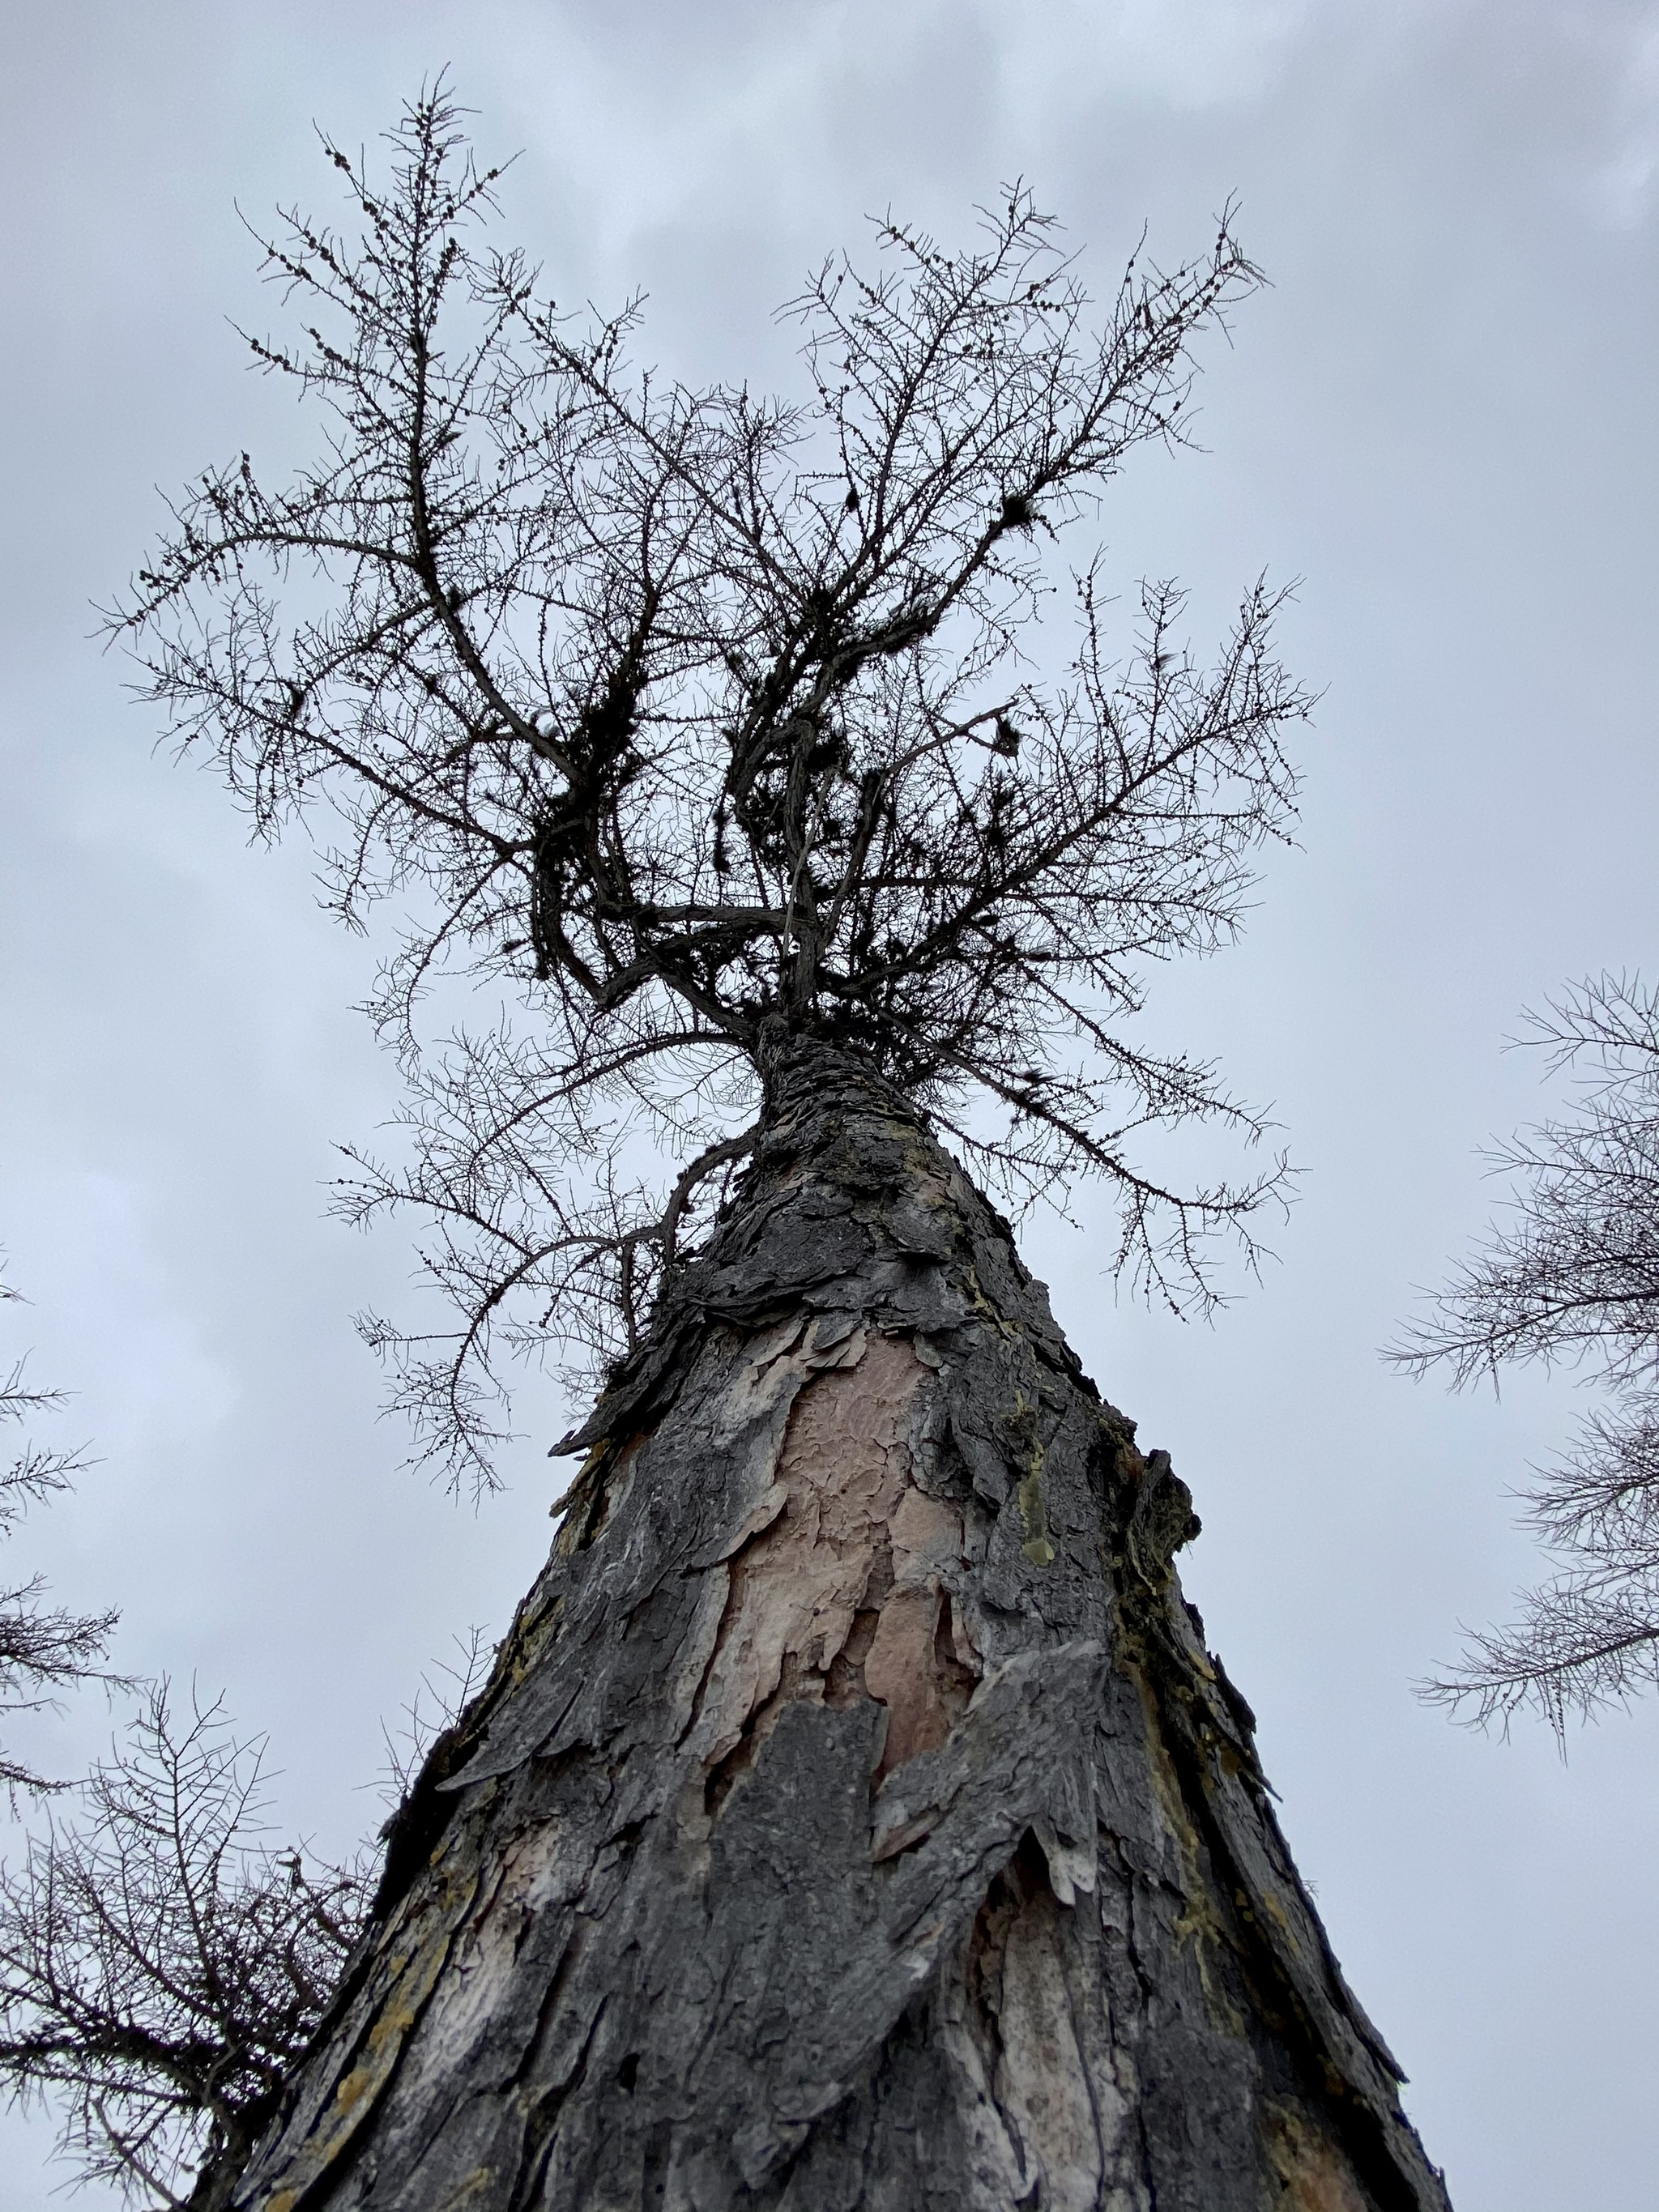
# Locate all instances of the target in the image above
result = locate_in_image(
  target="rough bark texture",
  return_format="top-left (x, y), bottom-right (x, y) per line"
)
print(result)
top-left (222, 1046), bottom-right (1451, 2212)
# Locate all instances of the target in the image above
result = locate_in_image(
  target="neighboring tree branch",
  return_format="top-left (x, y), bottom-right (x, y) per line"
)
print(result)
top-left (1, 1265), bottom-right (117, 1795)
top-left (1389, 974), bottom-right (1659, 1731)
top-left (0, 1683), bottom-right (371, 2206)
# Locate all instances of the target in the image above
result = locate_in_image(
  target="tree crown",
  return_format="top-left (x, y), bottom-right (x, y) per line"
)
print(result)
top-left (115, 88), bottom-right (1307, 1489)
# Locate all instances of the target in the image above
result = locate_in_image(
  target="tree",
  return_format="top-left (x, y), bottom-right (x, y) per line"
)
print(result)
top-left (1, 1264), bottom-right (118, 1796)
top-left (119, 94), bottom-right (1300, 1498)
top-left (89, 88), bottom-right (1448, 2212)
top-left (0, 1639), bottom-right (492, 2208)
top-left (0, 1685), bottom-right (369, 2205)
top-left (1391, 973), bottom-right (1659, 1733)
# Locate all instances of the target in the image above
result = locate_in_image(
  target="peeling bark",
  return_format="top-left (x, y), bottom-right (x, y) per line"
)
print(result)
top-left (215, 1044), bottom-right (1451, 2212)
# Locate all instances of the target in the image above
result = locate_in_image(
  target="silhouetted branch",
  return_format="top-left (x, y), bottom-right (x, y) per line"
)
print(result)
top-left (374, 1623), bottom-right (495, 1810)
top-left (1, 1265), bottom-right (117, 1795)
top-left (1391, 974), bottom-right (1659, 1730)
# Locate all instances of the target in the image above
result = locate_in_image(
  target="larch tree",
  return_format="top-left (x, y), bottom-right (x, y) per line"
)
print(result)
top-left (98, 88), bottom-right (1449, 2212)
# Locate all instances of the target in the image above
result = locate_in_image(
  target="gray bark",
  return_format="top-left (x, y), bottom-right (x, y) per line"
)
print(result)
top-left (223, 1045), bottom-right (1451, 2212)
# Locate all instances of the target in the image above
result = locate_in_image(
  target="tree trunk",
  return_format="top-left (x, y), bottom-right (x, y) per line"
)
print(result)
top-left (224, 1045), bottom-right (1451, 2212)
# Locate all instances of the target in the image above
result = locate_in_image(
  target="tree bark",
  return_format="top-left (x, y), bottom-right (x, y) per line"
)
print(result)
top-left (223, 1045), bottom-right (1451, 2212)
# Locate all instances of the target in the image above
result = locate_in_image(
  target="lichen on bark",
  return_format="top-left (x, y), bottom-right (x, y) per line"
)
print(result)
top-left (214, 1045), bottom-right (1450, 2212)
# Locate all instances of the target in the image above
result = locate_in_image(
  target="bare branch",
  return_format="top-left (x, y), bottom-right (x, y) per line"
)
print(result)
top-left (0, 1683), bottom-right (371, 2205)
top-left (0, 1260), bottom-right (118, 1795)
top-left (116, 89), bottom-right (1307, 1492)
top-left (1392, 974), bottom-right (1659, 1733)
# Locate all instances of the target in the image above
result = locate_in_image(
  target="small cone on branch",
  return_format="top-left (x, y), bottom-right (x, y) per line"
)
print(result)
top-left (221, 1046), bottom-right (1449, 2212)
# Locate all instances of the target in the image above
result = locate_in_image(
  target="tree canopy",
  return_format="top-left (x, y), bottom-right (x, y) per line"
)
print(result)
top-left (114, 87), bottom-right (1307, 1490)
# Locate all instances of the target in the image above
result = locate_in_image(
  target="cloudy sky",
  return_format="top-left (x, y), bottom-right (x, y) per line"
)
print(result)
top-left (2, 3), bottom-right (1657, 2204)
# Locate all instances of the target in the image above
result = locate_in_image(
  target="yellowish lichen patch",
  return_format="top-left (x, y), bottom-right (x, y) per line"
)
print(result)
top-left (430, 2170), bottom-right (495, 2212)
top-left (334, 2065), bottom-right (373, 2112)
top-left (241, 1867), bottom-right (480, 2209)
top-left (1017, 1467), bottom-right (1056, 1566)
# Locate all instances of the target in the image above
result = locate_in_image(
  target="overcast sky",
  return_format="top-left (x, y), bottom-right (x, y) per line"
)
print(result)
top-left (2, 4), bottom-right (1657, 2206)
